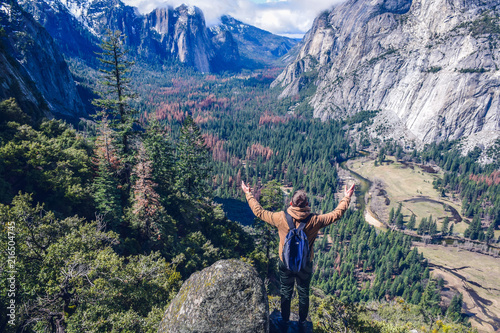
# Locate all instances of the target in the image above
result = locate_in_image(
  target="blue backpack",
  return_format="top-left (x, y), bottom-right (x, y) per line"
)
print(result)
top-left (282, 211), bottom-right (313, 272)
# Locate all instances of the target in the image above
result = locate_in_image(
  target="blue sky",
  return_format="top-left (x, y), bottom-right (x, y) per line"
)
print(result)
top-left (123, 0), bottom-right (343, 37)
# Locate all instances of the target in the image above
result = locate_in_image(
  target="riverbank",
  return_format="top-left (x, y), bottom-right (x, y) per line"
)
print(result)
top-left (344, 155), bottom-right (468, 234)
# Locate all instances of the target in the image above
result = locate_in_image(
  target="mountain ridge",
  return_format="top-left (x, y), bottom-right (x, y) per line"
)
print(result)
top-left (20, 0), bottom-right (297, 72)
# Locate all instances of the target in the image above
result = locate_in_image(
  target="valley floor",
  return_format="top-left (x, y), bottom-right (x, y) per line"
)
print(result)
top-left (418, 245), bottom-right (500, 332)
top-left (343, 154), bottom-right (500, 332)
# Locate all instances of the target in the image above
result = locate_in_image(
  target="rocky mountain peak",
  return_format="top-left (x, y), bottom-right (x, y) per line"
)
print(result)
top-left (175, 3), bottom-right (202, 17)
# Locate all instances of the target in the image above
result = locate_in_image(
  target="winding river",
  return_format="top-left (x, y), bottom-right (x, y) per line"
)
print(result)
top-left (340, 161), bottom-right (385, 228)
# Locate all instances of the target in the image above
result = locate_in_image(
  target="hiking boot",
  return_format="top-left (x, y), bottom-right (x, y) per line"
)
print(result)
top-left (279, 318), bottom-right (289, 333)
top-left (298, 320), bottom-right (308, 333)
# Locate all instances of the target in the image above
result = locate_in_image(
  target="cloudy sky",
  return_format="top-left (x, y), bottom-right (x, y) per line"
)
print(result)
top-left (122, 0), bottom-right (343, 38)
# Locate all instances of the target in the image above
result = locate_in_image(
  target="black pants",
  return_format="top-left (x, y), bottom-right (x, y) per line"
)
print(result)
top-left (279, 259), bottom-right (313, 323)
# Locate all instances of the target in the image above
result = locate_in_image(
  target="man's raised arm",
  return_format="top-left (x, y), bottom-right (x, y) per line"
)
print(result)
top-left (242, 181), bottom-right (282, 227)
top-left (314, 183), bottom-right (355, 228)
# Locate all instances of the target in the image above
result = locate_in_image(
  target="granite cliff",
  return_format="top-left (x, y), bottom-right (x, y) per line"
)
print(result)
top-left (273, 0), bottom-right (500, 147)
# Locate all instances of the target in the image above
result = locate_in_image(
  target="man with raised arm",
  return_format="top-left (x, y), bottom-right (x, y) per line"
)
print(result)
top-left (241, 181), bottom-right (355, 332)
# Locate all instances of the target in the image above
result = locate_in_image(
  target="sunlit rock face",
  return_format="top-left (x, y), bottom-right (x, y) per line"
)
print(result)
top-left (274, 0), bottom-right (500, 146)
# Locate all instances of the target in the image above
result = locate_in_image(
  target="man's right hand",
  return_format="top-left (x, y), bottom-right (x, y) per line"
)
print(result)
top-left (241, 181), bottom-right (251, 194)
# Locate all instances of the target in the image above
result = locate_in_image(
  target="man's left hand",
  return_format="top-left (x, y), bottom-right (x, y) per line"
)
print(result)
top-left (241, 181), bottom-right (251, 194)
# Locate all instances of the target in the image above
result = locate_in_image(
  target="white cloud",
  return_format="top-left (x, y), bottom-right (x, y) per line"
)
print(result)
top-left (122, 0), bottom-right (343, 37)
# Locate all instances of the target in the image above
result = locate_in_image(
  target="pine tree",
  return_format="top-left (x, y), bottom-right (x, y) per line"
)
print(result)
top-left (407, 214), bottom-right (416, 230)
top-left (259, 180), bottom-right (284, 277)
top-left (485, 222), bottom-right (495, 243)
top-left (396, 213), bottom-right (404, 229)
top-left (417, 217), bottom-right (427, 235)
top-left (93, 30), bottom-right (137, 154)
top-left (446, 293), bottom-right (464, 322)
top-left (93, 159), bottom-right (122, 227)
top-left (465, 215), bottom-right (482, 240)
top-left (429, 221), bottom-right (437, 235)
top-left (389, 207), bottom-right (395, 224)
top-left (92, 119), bottom-right (122, 228)
top-left (175, 114), bottom-right (210, 199)
top-left (144, 120), bottom-right (176, 206)
top-left (420, 279), bottom-right (441, 315)
top-left (442, 216), bottom-right (449, 235)
top-left (378, 147), bottom-right (386, 165)
top-left (395, 203), bottom-right (402, 218)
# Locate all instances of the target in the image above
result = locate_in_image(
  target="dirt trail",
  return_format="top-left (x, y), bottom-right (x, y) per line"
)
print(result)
top-left (364, 208), bottom-right (384, 228)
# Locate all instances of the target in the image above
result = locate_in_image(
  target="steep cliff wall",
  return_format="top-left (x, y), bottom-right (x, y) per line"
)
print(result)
top-left (274, 0), bottom-right (500, 146)
top-left (0, 0), bottom-right (85, 118)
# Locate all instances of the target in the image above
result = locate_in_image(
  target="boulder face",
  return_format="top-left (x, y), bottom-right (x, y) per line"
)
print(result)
top-left (158, 259), bottom-right (269, 333)
top-left (273, 0), bottom-right (500, 146)
top-left (0, 0), bottom-right (85, 118)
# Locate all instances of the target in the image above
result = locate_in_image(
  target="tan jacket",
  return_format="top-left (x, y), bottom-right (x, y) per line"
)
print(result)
top-left (245, 192), bottom-right (350, 261)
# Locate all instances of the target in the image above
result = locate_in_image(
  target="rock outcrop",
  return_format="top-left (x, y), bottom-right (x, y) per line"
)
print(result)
top-left (0, 0), bottom-right (85, 118)
top-left (273, 0), bottom-right (500, 147)
top-left (158, 259), bottom-right (269, 333)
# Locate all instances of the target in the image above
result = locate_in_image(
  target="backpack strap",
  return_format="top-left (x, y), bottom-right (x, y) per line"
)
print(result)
top-left (284, 211), bottom-right (295, 231)
top-left (284, 211), bottom-right (313, 231)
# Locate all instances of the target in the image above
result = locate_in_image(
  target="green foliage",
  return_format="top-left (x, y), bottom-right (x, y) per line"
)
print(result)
top-left (458, 68), bottom-right (488, 73)
top-left (0, 119), bottom-right (93, 216)
top-left (143, 120), bottom-right (176, 206)
top-left (355, 298), bottom-right (476, 333)
top-left (260, 179), bottom-right (285, 211)
top-left (407, 214), bottom-right (416, 230)
top-left (251, 180), bottom-right (283, 290)
top-left (460, 14), bottom-right (500, 37)
top-left (426, 66), bottom-right (442, 73)
top-left (419, 279), bottom-right (442, 318)
top-left (312, 210), bottom-right (428, 305)
top-left (307, 296), bottom-right (475, 333)
top-left (0, 193), bottom-right (181, 332)
top-left (442, 216), bottom-right (449, 235)
top-left (446, 293), bottom-right (465, 323)
top-left (464, 215), bottom-right (483, 240)
top-left (378, 147), bottom-right (386, 165)
top-left (311, 296), bottom-right (365, 333)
